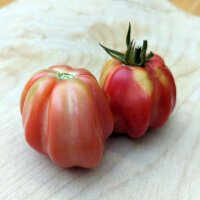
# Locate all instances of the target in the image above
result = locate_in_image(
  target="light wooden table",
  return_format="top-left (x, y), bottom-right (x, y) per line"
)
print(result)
top-left (0, 0), bottom-right (200, 199)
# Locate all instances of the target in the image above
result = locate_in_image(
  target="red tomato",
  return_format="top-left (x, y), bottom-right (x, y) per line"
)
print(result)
top-left (99, 24), bottom-right (176, 138)
top-left (20, 65), bottom-right (114, 168)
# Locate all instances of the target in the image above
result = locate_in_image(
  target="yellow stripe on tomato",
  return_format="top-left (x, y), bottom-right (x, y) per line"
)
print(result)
top-left (155, 68), bottom-right (168, 86)
top-left (100, 59), bottom-right (120, 87)
top-left (134, 69), bottom-right (153, 96)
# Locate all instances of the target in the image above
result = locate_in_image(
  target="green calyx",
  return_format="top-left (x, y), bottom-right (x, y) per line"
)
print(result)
top-left (59, 73), bottom-right (75, 80)
top-left (99, 23), bottom-right (154, 67)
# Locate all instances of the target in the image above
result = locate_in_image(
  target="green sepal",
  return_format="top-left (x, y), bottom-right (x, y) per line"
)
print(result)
top-left (99, 23), bottom-right (154, 67)
top-left (125, 40), bottom-right (133, 63)
top-left (128, 42), bottom-right (135, 64)
top-left (126, 22), bottom-right (131, 49)
top-left (145, 51), bottom-right (154, 62)
top-left (99, 43), bottom-right (125, 62)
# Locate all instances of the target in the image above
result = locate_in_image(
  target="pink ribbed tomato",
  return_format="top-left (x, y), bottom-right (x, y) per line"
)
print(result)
top-left (20, 65), bottom-right (113, 168)
top-left (99, 24), bottom-right (176, 138)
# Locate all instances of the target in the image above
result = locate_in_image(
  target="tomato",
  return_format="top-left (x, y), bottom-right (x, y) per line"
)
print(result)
top-left (20, 65), bottom-right (114, 168)
top-left (99, 24), bottom-right (176, 138)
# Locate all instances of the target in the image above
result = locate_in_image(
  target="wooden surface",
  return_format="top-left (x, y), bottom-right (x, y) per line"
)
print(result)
top-left (0, 0), bottom-right (200, 199)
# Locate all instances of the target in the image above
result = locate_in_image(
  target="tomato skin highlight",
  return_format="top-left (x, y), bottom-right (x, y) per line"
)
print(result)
top-left (21, 65), bottom-right (114, 168)
top-left (100, 55), bottom-right (176, 138)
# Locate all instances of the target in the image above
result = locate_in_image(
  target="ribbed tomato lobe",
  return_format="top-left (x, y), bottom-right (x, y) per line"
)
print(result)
top-left (20, 65), bottom-right (114, 168)
top-left (105, 66), bottom-right (152, 137)
top-left (99, 23), bottom-right (176, 137)
top-left (100, 57), bottom-right (176, 137)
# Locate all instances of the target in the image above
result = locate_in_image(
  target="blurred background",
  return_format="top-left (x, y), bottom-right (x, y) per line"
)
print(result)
top-left (1, 0), bottom-right (200, 15)
top-left (171, 0), bottom-right (200, 15)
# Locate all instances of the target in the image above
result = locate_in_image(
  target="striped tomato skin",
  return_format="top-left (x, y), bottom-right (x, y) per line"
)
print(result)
top-left (100, 55), bottom-right (176, 138)
top-left (21, 65), bottom-right (114, 168)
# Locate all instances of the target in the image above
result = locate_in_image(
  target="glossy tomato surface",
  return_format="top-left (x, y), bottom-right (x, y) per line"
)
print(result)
top-left (100, 55), bottom-right (176, 138)
top-left (21, 65), bottom-right (114, 168)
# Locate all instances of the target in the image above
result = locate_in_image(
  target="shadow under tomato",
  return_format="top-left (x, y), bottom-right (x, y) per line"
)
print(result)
top-left (104, 115), bottom-right (179, 164)
top-left (19, 113), bottom-right (181, 199)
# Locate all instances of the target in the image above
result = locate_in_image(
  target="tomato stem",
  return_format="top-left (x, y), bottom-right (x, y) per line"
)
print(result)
top-left (99, 23), bottom-right (154, 67)
top-left (59, 73), bottom-right (75, 80)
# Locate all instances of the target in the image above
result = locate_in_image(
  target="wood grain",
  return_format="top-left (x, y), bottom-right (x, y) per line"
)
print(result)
top-left (0, 0), bottom-right (200, 199)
